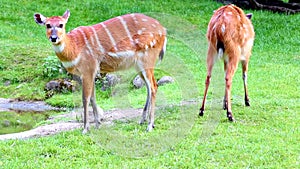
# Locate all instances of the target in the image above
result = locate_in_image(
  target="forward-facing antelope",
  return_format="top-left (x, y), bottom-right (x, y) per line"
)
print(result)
top-left (199, 5), bottom-right (255, 121)
top-left (34, 10), bottom-right (167, 133)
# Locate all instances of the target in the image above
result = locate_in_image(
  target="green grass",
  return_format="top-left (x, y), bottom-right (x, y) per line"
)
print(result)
top-left (0, 0), bottom-right (300, 168)
top-left (0, 111), bottom-right (50, 135)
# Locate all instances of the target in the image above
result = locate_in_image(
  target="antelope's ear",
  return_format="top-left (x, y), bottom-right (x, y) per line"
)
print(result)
top-left (34, 13), bottom-right (47, 25)
top-left (246, 13), bottom-right (253, 20)
top-left (62, 10), bottom-right (70, 22)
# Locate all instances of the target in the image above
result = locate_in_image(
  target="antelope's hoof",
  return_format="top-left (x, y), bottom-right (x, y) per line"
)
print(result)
top-left (146, 124), bottom-right (155, 132)
top-left (223, 102), bottom-right (228, 110)
top-left (227, 113), bottom-right (235, 122)
top-left (245, 101), bottom-right (250, 107)
top-left (139, 119), bottom-right (146, 125)
top-left (82, 128), bottom-right (89, 134)
top-left (199, 109), bottom-right (204, 116)
top-left (95, 122), bottom-right (100, 129)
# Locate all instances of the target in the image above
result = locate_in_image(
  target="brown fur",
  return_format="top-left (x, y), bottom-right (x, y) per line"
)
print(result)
top-left (199, 5), bottom-right (255, 121)
top-left (34, 11), bottom-right (167, 133)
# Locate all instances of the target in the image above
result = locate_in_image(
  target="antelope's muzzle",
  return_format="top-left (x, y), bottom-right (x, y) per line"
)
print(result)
top-left (49, 28), bottom-right (59, 43)
top-left (50, 35), bottom-right (58, 42)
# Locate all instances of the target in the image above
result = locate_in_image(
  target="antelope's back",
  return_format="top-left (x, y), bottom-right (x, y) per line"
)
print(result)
top-left (207, 5), bottom-right (254, 49)
top-left (67, 13), bottom-right (167, 56)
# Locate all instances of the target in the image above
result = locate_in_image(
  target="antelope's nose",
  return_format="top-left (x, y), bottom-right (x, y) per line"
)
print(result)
top-left (50, 35), bottom-right (58, 42)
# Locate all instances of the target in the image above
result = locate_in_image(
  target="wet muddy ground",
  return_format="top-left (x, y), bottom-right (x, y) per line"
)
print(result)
top-left (0, 98), bottom-right (143, 140)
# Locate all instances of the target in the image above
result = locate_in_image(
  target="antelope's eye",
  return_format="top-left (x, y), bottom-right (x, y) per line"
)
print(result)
top-left (59, 24), bottom-right (63, 28)
top-left (46, 24), bottom-right (51, 29)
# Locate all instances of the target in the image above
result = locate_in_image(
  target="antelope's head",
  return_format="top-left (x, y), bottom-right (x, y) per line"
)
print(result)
top-left (34, 10), bottom-right (70, 45)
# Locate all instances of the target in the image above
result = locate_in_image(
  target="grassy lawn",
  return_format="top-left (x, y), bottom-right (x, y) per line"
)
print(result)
top-left (0, 0), bottom-right (299, 168)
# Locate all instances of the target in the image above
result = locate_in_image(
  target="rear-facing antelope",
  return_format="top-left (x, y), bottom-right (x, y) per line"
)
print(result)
top-left (199, 5), bottom-right (255, 121)
top-left (34, 10), bottom-right (167, 133)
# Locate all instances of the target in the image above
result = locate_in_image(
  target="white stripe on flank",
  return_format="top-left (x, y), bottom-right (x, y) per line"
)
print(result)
top-left (118, 16), bottom-right (133, 43)
top-left (108, 50), bottom-right (135, 58)
top-left (158, 29), bottom-right (163, 37)
top-left (91, 26), bottom-right (105, 54)
top-left (101, 22), bottom-right (117, 51)
top-left (78, 29), bottom-right (93, 55)
top-left (53, 43), bottom-right (65, 53)
top-left (62, 55), bottom-right (81, 68)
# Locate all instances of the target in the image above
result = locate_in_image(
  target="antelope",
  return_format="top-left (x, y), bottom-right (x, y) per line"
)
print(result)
top-left (34, 10), bottom-right (167, 133)
top-left (199, 5), bottom-right (255, 121)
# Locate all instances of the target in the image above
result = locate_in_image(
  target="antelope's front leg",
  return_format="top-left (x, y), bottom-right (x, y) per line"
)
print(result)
top-left (138, 72), bottom-right (150, 125)
top-left (82, 75), bottom-right (94, 134)
top-left (90, 82), bottom-right (102, 129)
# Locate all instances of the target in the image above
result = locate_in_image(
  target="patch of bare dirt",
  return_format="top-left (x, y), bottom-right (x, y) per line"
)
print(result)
top-left (0, 107), bottom-right (143, 141)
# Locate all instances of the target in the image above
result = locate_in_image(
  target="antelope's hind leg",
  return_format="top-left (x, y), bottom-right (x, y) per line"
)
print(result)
top-left (242, 60), bottom-right (250, 107)
top-left (138, 69), bottom-right (157, 132)
top-left (145, 69), bottom-right (157, 132)
top-left (199, 44), bottom-right (216, 116)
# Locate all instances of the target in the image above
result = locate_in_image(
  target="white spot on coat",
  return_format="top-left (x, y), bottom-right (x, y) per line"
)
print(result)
top-left (221, 24), bottom-right (226, 33)
top-left (131, 14), bottom-right (138, 24)
top-left (158, 30), bottom-right (162, 37)
top-left (150, 39), bottom-right (156, 47)
top-left (137, 51), bottom-right (144, 57)
top-left (137, 30), bottom-right (142, 35)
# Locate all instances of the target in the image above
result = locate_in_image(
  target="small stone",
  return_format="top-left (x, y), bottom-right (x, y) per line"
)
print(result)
top-left (45, 80), bottom-right (60, 91)
top-left (157, 76), bottom-right (174, 86)
top-left (4, 80), bottom-right (11, 86)
top-left (133, 75), bottom-right (144, 89)
top-left (105, 74), bottom-right (119, 87)
top-left (102, 74), bottom-right (120, 91)
top-left (3, 120), bottom-right (10, 127)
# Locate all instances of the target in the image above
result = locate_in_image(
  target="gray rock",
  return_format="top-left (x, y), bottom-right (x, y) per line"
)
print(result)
top-left (133, 75), bottom-right (145, 89)
top-left (44, 79), bottom-right (79, 98)
top-left (157, 76), bottom-right (174, 86)
top-left (4, 80), bottom-right (11, 86)
top-left (3, 120), bottom-right (10, 127)
top-left (45, 80), bottom-right (60, 91)
top-left (102, 74), bottom-right (120, 91)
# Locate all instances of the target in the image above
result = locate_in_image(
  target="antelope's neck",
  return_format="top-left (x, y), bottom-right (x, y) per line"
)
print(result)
top-left (52, 42), bottom-right (65, 53)
top-left (52, 35), bottom-right (82, 69)
top-left (52, 35), bottom-right (77, 62)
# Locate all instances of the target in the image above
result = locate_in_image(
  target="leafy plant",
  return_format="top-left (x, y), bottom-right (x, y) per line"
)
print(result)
top-left (42, 56), bottom-right (65, 78)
